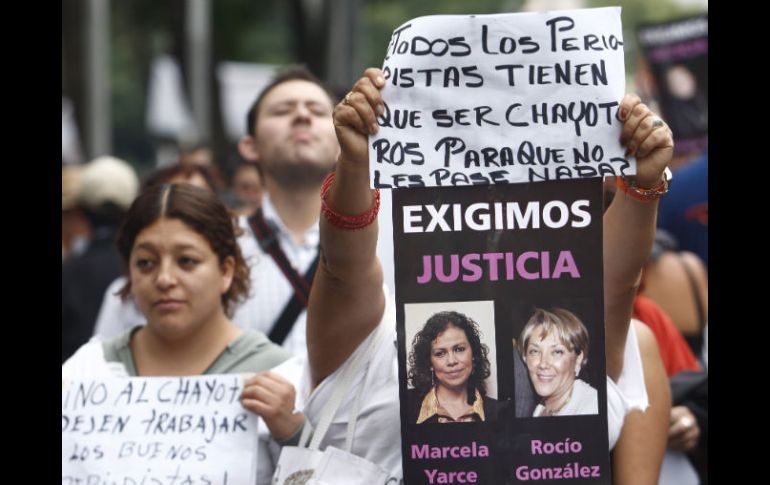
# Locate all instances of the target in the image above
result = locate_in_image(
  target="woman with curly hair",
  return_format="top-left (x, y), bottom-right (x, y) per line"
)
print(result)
top-left (407, 311), bottom-right (497, 424)
top-left (63, 184), bottom-right (302, 443)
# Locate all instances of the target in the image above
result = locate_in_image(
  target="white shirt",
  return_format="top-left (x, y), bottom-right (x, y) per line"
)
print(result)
top-left (297, 288), bottom-right (403, 483)
top-left (533, 378), bottom-right (599, 417)
top-left (294, 288), bottom-right (649, 484)
top-left (92, 194), bottom-right (319, 358)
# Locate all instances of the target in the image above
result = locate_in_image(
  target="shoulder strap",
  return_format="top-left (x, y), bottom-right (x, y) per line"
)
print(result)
top-left (304, 323), bottom-right (386, 451)
top-left (268, 255), bottom-right (319, 344)
top-left (248, 208), bottom-right (313, 305)
top-left (248, 209), bottom-right (320, 344)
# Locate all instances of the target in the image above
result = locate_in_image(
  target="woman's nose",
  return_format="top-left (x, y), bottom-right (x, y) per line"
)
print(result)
top-left (155, 262), bottom-right (177, 289)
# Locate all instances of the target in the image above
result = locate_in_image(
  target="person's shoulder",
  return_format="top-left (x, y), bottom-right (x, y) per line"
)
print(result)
top-left (407, 387), bottom-right (429, 423)
top-left (101, 328), bottom-right (134, 359)
top-left (575, 378), bottom-right (598, 395)
top-left (569, 379), bottom-right (599, 415)
top-left (230, 330), bottom-right (292, 369)
top-left (407, 387), bottom-right (424, 404)
top-left (62, 336), bottom-right (130, 379)
top-left (678, 251), bottom-right (708, 282)
top-left (482, 394), bottom-right (501, 421)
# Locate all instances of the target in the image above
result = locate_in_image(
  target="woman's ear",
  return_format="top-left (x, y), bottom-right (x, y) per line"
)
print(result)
top-left (574, 352), bottom-right (585, 375)
top-left (220, 256), bottom-right (235, 294)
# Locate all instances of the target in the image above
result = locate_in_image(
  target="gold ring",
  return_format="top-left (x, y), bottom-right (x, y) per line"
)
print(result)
top-left (344, 92), bottom-right (354, 105)
top-left (651, 117), bottom-right (665, 129)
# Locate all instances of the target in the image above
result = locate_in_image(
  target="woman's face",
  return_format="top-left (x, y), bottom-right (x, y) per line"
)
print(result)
top-left (233, 165), bottom-right (263, 210)
top-left (524, 327), bottom-right (583, 402)
top-left (430, 324), bottom-right (473, 392)
top-left (168, 173), bottom-right (212, 192)
top-left (129, 217), bottom-right (234, 338)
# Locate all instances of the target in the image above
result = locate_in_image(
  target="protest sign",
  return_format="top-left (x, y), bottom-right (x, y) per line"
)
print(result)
top-left (637, 15), bottom-right (708, 156)
top-left (392, 178), bottom-right (610, 484)
top-left (62, 374), bottom-right (257, 485)
top-left (370, 8), bottom-right (629, 189)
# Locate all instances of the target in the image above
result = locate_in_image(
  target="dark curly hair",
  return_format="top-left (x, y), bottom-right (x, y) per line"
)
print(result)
top-left (407, 311), bottom-right (491, 406)
top-left (116, 184), bottom-right (250, 318)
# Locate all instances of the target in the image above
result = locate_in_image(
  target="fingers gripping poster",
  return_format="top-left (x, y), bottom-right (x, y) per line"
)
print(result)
top-left (392, 179), bottom-right (610, 485)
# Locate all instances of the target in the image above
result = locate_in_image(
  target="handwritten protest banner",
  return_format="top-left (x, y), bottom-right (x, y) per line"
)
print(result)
top-left (370, 7), bottom-right (629, 188)
top-left (62, 375), bottom-right (257, 485)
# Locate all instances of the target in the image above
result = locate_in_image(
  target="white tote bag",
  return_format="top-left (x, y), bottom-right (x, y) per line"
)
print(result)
top-left (272, 325), bottom-right (389, 485)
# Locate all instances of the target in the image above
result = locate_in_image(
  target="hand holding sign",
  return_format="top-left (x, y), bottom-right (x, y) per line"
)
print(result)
top-left (617, 93), bottom-right (673, 188)
top-left (241, 370), bottom-right (304, 442)
top-left (325, 68), bottom-right (388, 220)
top-left (334, 68), bottom-right (387, 168)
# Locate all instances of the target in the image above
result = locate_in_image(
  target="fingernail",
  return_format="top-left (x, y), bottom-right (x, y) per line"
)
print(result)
top-left (618, 108), bottom-right (628, 121)
top-left (376, 76), bottom-right (385, 86)
top-left (376, 104), bottom-right (385, 116)
top-left (625, 145), bottom-right (634, 158)
top-left (370, 123), bottom-right (379, 134)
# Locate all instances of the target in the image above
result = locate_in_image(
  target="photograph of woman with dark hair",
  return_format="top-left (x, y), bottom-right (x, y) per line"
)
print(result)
top-left (407, 311), bottom-right (497, 424)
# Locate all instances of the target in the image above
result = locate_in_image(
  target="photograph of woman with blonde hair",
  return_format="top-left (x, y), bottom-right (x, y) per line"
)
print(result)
top-left (518, 308), bottom-right (598, 417)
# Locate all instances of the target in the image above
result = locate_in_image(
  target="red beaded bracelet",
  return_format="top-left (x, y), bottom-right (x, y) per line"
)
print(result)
top-left (615, 168), bottom-right (671, 203)
top-left (320, 172), bottom-right (381, 230)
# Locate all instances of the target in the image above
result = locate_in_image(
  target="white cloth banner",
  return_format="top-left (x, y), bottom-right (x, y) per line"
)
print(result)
top-left (369, 7), bottom-right (632, 188)
top-left (62, 375), bottom-right (258, 485)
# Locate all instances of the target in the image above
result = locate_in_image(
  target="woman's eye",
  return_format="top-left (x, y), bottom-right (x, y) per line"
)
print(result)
top-left (527, 349), bottom-right (540, 357)
top-left (135, 259), bottom-right (154, 270)
top-left (434, 351), bottom-right (445, 358)
top-left (454, 346), bottom-right (466, 353)
top-left (553, 349), bottom-right (564, 356)
top-left (179, 256), bottom-right (198, 268)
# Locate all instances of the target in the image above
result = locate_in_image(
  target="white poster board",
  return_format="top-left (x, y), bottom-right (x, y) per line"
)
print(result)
top-left (62, 375), bottom-right (258, 484)
top-left (369, 7), bottom-right (631, 188)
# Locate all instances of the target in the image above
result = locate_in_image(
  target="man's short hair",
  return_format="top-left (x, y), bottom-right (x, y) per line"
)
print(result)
top-left (245, 64), bottom-right (336, 136)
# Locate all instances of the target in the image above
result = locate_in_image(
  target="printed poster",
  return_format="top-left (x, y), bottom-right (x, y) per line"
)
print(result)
top-left (637, 15), bottom-right (708, 156)
top-left (392, 178), bottom-right (610, 484)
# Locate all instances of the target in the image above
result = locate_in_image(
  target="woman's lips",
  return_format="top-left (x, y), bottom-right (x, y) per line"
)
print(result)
top-left (154, 299), bottom-right (184, 311)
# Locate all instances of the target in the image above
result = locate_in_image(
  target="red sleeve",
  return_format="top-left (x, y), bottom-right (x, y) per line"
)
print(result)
top-left (633, 295), bottom-right (701, 377)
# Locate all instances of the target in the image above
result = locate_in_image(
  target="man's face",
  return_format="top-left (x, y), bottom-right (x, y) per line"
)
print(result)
top-left (180, 148), bottom-right (214, 168)
top-left (252, 80), bottom-right (338, 189)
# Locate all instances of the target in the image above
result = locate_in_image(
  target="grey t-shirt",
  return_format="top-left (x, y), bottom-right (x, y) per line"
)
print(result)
top-left (102, 326), bottom-right (291, 376)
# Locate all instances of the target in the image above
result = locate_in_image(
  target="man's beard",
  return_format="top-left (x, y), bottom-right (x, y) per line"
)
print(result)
top-left (262, 147), bottom-right (336, 190)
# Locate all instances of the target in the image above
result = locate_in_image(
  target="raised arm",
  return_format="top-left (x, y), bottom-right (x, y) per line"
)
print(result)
top-left (307, 69), bottom-right (387, 387)
top-left (604, 94), bottom-right (674, 380)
